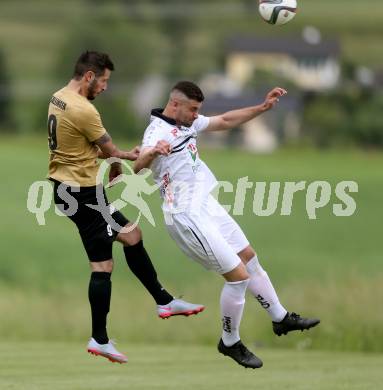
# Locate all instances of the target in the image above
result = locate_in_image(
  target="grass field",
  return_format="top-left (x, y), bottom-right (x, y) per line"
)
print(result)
top-left (0, 136), bottom-right (382, 352)
top-left (0, 342), bottom-right (382, 390)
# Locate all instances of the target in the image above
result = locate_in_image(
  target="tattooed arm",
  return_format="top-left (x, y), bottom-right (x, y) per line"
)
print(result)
top-left (95, 132), bottom-right (140, 161)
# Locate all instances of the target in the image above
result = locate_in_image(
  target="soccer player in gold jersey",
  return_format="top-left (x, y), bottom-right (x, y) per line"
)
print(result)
top-left (48, 51), bottom-right (204, 363)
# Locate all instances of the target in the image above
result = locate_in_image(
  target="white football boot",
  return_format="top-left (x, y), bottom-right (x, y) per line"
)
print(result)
top-left (87, 338), bottom-right (127, 364)
top-left (157, 298), bottom-right (205, 319)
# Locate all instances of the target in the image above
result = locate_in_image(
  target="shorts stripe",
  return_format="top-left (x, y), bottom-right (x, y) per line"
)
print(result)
top-left (188, 225), bottom-right (209, 256)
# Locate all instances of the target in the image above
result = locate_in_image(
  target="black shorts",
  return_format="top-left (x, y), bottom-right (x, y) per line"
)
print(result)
top-left (51, 180), bottom-right (129, 262)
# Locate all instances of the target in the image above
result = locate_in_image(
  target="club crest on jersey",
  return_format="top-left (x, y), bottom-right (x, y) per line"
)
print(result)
top-left (171, 128), bottom-right (179, 137)
top-left (187, 143), bottom-right (198, 162)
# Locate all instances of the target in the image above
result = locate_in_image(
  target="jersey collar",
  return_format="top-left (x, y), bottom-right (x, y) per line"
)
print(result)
top-left (151, 108), bottom-right (177, 126)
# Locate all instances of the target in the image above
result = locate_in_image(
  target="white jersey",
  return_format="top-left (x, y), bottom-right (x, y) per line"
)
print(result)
top-left (142, 109), bottom-right (218, 213)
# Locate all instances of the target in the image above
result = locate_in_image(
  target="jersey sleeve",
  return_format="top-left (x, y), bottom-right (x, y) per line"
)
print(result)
top-left (193, 114), bottom-right (210, 134)
top-left (77, 106), bottom-right (107, 142)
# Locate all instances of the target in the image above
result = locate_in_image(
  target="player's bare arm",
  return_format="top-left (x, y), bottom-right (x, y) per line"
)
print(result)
top-left (133, 141), bottom-right (171, 174)
top-left (95, 132), bottom-right (140, 161)
top-left (205, 87), bottom-right (287, 132)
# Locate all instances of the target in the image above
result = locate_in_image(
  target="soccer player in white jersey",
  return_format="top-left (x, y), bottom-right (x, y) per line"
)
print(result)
top-left (134, 81), bottom-right (320, 368)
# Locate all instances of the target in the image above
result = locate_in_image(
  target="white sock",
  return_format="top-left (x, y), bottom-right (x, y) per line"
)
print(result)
top-left (246, 256), bottom-right (287, 322)
top-left (220, 279), bottom-right (249, 347)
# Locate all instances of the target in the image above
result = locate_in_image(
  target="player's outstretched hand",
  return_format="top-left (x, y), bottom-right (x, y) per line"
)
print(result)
top-left (262, 87), bottom-right (287, 111)
top-left (127, 146), bottom-right (141, 161)
top-left (154, 140), bottom-right (172, 156)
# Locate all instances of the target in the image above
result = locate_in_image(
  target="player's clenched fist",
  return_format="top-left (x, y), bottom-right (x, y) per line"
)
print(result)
top-left (154, 140), bottom-right (172, 156)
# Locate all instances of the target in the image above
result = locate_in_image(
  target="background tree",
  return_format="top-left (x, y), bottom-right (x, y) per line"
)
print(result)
top-left (0, 49), bottom-right (14, 132)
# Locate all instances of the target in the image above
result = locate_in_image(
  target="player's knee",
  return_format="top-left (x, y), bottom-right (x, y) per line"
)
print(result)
top-left (116, 224), bottom-right (142, 246)
top-left (223, 262), bottom-right (249, 282)
top-left (90, 259), bottom-right (114, 273)
top-left (238, 245), bottom-right (256, 263)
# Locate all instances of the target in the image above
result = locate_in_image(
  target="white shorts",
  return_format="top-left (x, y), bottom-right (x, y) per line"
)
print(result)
top-left (164, 195), bottom-right (250, 274)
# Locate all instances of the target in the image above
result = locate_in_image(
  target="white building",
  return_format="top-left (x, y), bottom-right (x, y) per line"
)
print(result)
top-left (225, 35), bottom-right (341, 91)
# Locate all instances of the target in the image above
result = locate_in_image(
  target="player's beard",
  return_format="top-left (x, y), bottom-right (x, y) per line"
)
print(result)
top-left (87, 79), bottom-right (98, 100)
top-left (180, 117), bottom-right (194, 127)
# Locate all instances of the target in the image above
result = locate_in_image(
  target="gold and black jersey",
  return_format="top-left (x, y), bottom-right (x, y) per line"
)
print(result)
top-left (47, 86), bottom-right (106, 186)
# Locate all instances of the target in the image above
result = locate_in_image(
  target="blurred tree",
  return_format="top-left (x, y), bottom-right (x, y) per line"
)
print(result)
top-left (120, 0), bottom-right (219, 80)
top-left (35, 9), bottom-right (169, 138)
top-left (302, 94), bottom-right (350, 148)
top-left (54, 19), bottom-right (167, 84)
top-left (302, 88), bottom-right (383, 148)
top-left (250, 69), bottom-right (297, 92)
top-left (0, 49), bottom-right (14, 132)
top-left (154, 0), bottom-right (195, 79)
top-left (352, 93), bottom-right (383, 147)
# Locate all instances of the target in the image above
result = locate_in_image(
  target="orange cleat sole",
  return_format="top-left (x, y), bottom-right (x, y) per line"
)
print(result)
top-left (158, 306), bottom-right (205, 319)
top-left (87, 349), bottom-right (127, 364)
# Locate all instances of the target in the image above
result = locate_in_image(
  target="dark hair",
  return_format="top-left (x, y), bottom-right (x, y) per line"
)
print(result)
top-left (73, 51), bottom-right (114, 79)
top-left (172, 81), bottom-right (204, 102)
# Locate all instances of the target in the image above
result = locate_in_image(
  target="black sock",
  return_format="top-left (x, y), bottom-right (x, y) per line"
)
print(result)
top-left (88, 272), bottom-right (111, 344)
top-left (124, 241), bottom-right (173, 305)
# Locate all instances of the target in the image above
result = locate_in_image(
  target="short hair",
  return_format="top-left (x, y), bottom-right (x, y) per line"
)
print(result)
top-left (73, 51), bottom-right (114, 79)
top-left (171, 81), bottom-right (204, 102)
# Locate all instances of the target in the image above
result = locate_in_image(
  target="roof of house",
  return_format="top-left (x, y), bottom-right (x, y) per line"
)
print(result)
top-left (226, 35), bottom-right (340, 59)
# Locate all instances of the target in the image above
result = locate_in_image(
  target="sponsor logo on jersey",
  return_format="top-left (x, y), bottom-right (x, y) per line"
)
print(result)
top-left (50, 96), bottom-right (67, 111)
top-left (187, 143), bottom-right (198, 162)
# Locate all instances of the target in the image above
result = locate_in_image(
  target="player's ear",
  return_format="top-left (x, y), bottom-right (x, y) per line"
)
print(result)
top-left (85, 71), bottom-right (95, 83)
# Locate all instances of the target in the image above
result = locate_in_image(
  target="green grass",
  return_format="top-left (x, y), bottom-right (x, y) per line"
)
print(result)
top-left (0, 136), bottom-right (382, 351)
top-left (0, 342), bottom-right (382, 390)
top-left (1, 136), bottom-right (382, 285)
